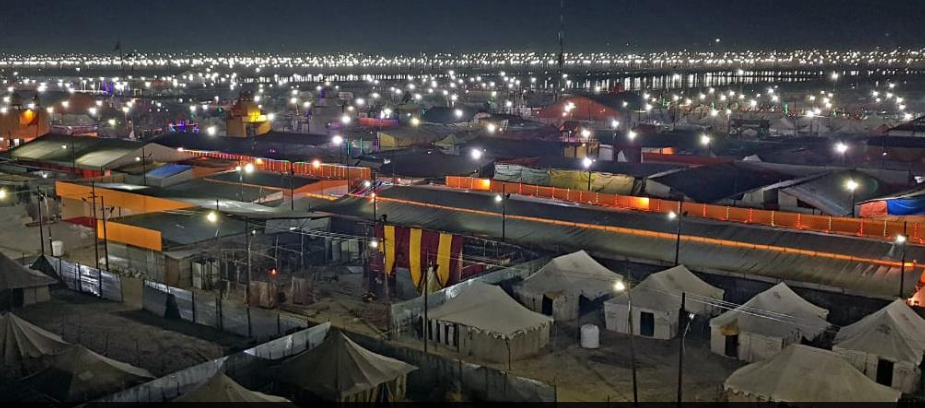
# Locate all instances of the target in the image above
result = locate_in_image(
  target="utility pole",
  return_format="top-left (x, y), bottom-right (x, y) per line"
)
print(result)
top-left (628, 282), bottom-right (638, 405)
top-left (555, 0), bottom-right (565, 102)
top-left (141, 145), bottom-right (147, 186)
top-left (36, 189), bottom-right (45, 256)
top-left (101, 196), bottom-right (109, 271)
top-left (900, 221), bottom-right (908, 298)
top-left (677, 292), bottom-right (686, 406)
top-left (245, 216), bottom-right (252, 305)
top-left (381, 214), bottom-right (389, 302)
top-left (423, 263), bottom-right (430, 354)
top-left (90, 183), bottom-right (100, 269)
top-left (289, 162), bottom-right (295, 212)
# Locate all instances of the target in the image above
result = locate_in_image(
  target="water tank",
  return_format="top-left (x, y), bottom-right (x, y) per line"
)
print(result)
top-left (580, 324), bottom-right (600, 349)
top-left (51, 240), bottom-right (64, 257)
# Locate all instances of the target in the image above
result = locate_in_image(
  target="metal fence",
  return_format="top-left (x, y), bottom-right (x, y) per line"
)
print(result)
top-left (98, 323), bottom-right (332, 403)
top-left (142, 280), bottom-right (309, 341)
top-left (350, 332), bottom-right (555, 402)
top-left (40, 256), bottom-right (123, 302)
top-left (390, 257), bottom-right (549, 333)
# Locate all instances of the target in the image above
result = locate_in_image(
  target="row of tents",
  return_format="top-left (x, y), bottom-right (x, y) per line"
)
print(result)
top-left (1, 309), bottom-right (418, 403)
top-left (430, 249), bottom-right (925, 402)
top-left (0, 312), bottom-right (154, 402)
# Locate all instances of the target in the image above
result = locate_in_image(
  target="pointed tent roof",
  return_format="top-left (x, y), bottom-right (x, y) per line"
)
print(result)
top-left (174, 372), bottom-right (293, 404)
top-left (0, 252), bottom-right (55, 291)
top-left (273, 332), bottom-right (417, 400)
top-left (773, 116), bottom-right (796, 130)
top-left (710, 282), bottom-right (829, 340)
top-left (834, 299), bottom-right (925, 365)
top-left (20, 345), bottom-right (154, 402)
top-left (518, 250), bottom-right (622, 301)
top-left (0, 313), bottom-right (70, 377)
top-left (429, 282), bottom-right (553, 337)
top-left (434, 133), bottom-right (461, 149)
top-left (607, 265), bottom-right (724, 316)
top-left (724, 344), bottom-right (901, 402)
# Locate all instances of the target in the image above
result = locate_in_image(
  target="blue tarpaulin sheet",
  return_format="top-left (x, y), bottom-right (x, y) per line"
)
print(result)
top-left (147, 164), bottom-right (191, 178)
top-left (887, 196), bottom-right (925, 215)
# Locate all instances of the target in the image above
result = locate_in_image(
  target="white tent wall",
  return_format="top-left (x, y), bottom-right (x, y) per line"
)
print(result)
top-left (604, 303), bottom-right (675, 340)
top-left (20, 286), bottom-right (50, 306)
top-left (710, 327), bottom-right (787, 363)
top-left (429, 320), bottom-right (551, 363)
top-left (725, 388), bottom-right (774, 403)
top-left (833, 346), bottom-right (920, 393)
top-left (516, 290), bottom-right (580, 322)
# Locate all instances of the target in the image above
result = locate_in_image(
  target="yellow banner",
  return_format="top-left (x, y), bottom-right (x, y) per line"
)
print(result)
top-left (409, 228), bottom-right (423, 288)
top-left (384, 225), bottom-right (396, 275)
top-left (436, 233), bottom-right (453, 285)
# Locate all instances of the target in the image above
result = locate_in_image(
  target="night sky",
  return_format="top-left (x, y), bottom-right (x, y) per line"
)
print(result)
top-left (2, 0), bottom-right (923, 54)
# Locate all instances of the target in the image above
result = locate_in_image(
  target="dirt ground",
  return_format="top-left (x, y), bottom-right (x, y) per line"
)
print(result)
top-left (293, 269), bottom-right (743, 403)
top-left (383, 314), bottom-right (742, 403)
top-left (13, 289), bottom-right (253, 377)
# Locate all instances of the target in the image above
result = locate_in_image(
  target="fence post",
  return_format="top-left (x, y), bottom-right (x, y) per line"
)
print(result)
top-left (217, 294), bottom-right (223, 331)
top-left (77, 263), bottom-right (83, 293)
top-left (247, 306), bottom-right (253, 338)
top-left (277, 313), bottom-right (282, 336)
top-left (191, 291), bottom-right (197, 324)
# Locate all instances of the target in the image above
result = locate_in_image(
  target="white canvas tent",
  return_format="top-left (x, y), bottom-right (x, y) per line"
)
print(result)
top-left (604, 265), bottom-right (724, 340)
top-left (771, 117), bottom-right (797, 137)
top-left (833, 299), bottom-right (925, 393)
top-left (273, 332), bottom-right (417, 402)
top-left (174, 372), bottom-right (293, 404)
top-left (514, 250), bottom-right (622, 321)
top-left (428, 281), bottom-right (553, 363)
top-left (0, 313), bottom-right (70, 378)
top-left (724, 344), bottom-right (901, 402)
top-left (710, 282), bottom-right (829, 362)
top-left (0, 252), bottom-right (55, 307)
top-left (21, 345), bottom-right (154, 402)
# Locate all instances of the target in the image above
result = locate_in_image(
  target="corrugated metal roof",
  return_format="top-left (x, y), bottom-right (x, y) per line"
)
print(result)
top-left (10, 134), bottom-right (142, 169)
top-left (782, 171), bottom-right (891, 216)
top-left (153, 131), bottom-right (335, 162)
top-left (207, 170), bottom-right (319, 189)
top-left (111, 210), bottom-right (248, 248)
top-left (317, 186), bottom-right (923, 299)
top-left (650, 162), bottom-right (797, 202)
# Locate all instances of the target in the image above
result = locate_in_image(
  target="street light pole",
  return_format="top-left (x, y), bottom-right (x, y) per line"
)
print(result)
top-left (100, 195), bottom-right (109, 271)
top-left (244, 216), bottom-right (252, 305)
top-left (899, 229), bottom-right (908, 298)
top-left (845, 178), bottom-right (858, 217)
top-left (423, 262), bottom-right (431, 355)
top-left (670, 205), bottom-right (685, 266)
top-left (628, 284), bottom-right (639, 405)
top-left (582, 157), bottom-right (594, 191)
top-left (496, 190), bottom-right (510, 242)
top-left (677, 292), bottom-right (693, 406)
top-left (36, 190), bottom-right (45, 256)
top-left (615, 279), bottom-right (639, 405)
top-left (141, 146), bottom-right (147, 186)
top-left (90, 183), bottom-right (100, 269)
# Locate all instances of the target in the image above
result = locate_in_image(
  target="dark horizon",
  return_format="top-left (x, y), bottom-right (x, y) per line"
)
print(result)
top-left (1, 0), bottom-right (923, 55)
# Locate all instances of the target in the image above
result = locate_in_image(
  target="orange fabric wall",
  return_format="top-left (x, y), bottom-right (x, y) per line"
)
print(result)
top-left (445, 176), bottom-right (923, 244)
top-left (56, 181), bottom-right (195, 215)
top-left (98, 219), bottom-right (162, 251)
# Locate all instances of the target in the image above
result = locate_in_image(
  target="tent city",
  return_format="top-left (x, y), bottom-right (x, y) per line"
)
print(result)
top-left (2, 0), bottom-right (925, 403)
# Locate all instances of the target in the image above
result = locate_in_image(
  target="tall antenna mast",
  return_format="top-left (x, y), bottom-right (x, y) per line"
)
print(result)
top-left (556, 0), bottom-right (565, 102)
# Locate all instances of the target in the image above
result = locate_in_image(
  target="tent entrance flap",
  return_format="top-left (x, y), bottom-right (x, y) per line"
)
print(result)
top-left (876, 359), bottom-right (894, 386)
top-left (721, 321), bottom-right (739, 336)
